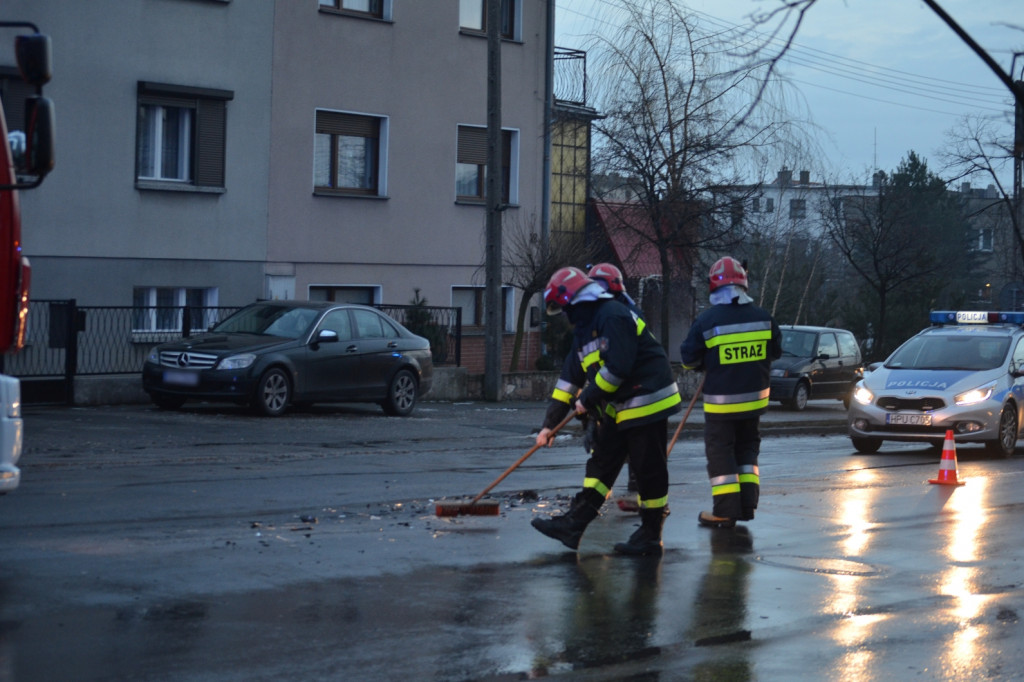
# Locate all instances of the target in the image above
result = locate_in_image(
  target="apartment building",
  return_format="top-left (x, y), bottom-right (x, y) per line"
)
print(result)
top-left (2, 1), bottom-right (552, 371)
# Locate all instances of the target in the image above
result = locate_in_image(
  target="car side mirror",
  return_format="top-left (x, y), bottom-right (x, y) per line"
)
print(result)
top-left (315, 329), bottom-right (339, 344)
top-left (816, 353), bottom-right (830, 360)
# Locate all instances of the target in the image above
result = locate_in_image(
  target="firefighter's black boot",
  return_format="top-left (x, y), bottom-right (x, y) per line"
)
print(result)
top-left (614, 507), bottom-right (667, 556)
top-left (531, 490), bottom-right (603, 550)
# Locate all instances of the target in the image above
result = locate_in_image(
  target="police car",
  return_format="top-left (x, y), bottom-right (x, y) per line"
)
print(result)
top-left (847, 311), bottom-right (1024, 457)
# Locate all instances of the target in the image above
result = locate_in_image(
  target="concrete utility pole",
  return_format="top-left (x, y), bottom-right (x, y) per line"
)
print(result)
top-left (1016, 80), bottom-right (1023, 286)
top-left (483, 0), bottom-right (503, 401)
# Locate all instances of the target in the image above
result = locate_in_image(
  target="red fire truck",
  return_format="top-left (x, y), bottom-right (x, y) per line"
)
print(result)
top-left (0, 22), bottom-right (55, 493)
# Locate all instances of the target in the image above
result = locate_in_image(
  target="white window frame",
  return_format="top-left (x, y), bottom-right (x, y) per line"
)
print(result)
top-left (133, 287), bottom-right (219, 333)
top-left (137, 104), bottom-right (193, 183)
top-left (976, 227), bottom-right (994, 252)
top-left (452, 285), bottom-right (514, 332)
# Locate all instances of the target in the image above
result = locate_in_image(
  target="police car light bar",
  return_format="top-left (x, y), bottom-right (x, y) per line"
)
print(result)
top-left (930, 310), bottom-right (1024, 325)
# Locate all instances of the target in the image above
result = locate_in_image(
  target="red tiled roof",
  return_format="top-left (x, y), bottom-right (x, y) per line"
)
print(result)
top-left (592, 201), bottom-right (665, 278)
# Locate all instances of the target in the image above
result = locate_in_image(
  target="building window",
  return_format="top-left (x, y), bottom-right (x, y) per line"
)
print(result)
top-left (318, 0), bottom-right (391, 20)
top-left (456, 125), bottom-right (516, 204)
top-left (314, 110), bottom-right (387, 196)
top-left (132, 287), bottom-right (219, 332)
top-left (459, 0), bottom-right (517, 39)
top-left (976, 227), bottom-right (994, 252)
top-left (309, 285), bottom-right (378, 304)
top-left (765, 197), bottom-right (775, 213)
top-left (453, 285), bottom-right (513, 331)
top-left (136, 82), bottom-right (233, 190)
top-left (789, 198), bottom-right (806, 220)
top-left (751, 197), bottom-right (760, 213)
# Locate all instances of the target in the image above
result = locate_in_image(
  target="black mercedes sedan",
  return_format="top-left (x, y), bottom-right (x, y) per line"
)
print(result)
top-left (142, 301), bottom-right (433, 416)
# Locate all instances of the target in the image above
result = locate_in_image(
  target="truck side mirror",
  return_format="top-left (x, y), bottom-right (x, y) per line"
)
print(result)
top-left (22, 96), bottom-right (54, 178)
top-left (6, 96), bottom-right (54, 188)
top-left (15, 33), bottom-right (51, 86)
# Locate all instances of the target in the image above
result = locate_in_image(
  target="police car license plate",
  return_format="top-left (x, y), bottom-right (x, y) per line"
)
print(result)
top-left (164, 370), bottom-right (199, 386)
top-left (886, 412), bottom-right (931, 426)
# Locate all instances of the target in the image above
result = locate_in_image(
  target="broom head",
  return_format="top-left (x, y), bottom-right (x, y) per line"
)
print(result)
top-left (435, 498), bottom-right (501, 517)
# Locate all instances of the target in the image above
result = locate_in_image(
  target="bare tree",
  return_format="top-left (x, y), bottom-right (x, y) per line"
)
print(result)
top-left (585, 0), bottom-right (797, 350)
top-left (501, 216), bottom-right (599, 371)
top-left (823, 152), bottom-right (976, 358)
top-left (941, 114), bottom-right (1023, 282)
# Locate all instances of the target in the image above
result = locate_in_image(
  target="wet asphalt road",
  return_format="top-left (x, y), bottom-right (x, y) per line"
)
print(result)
top-left (1, 399), bottom-right (1023, 681)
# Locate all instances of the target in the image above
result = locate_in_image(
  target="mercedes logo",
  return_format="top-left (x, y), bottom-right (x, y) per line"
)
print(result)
top-left (176, 353), bottom-right (190, 368)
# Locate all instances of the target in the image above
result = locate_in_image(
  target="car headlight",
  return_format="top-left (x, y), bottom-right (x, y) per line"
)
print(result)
top-left (146, 347), bottom-right (160, 364)
top-left (954, 380), bottom-right (995, 406)
top-left (218, 353), bottom-right (256, 370)
top-left (770, 368), bottom-right (787, 378)
top-left (852, 384), bottom-right (873, 405)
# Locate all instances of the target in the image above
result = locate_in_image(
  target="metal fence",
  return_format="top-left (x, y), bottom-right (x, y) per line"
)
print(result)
top-left (0, 300), bottom-right (462, 382)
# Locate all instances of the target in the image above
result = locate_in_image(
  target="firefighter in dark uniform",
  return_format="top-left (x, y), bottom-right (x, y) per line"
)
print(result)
top-left (532, 266), bottom-right (682, 555)
top-left (679, 257), bottom-right (782, 528)
top-left (587, 262), bottom-right (643, 511)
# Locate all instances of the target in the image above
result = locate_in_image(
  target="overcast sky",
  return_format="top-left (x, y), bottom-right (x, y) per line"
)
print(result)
top-left (554, 0), bottom-right (1021, 186)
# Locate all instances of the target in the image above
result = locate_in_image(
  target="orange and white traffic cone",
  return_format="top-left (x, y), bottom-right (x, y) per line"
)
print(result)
top-left (929, 430), bottom-right (966, 486)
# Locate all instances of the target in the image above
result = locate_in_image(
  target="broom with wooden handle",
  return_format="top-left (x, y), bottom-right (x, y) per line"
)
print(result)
top-left (667, 374), bottom-right (704, 456)
top-left (435, 410), bottom-right (577, 517)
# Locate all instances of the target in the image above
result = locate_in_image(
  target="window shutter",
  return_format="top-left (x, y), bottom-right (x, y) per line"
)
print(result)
top-left (316, 111), bottom-right (378, 137)
top-left (457, 126), bottom-right (487, 165)
top-left (195, 98), bottom-right (226, 187)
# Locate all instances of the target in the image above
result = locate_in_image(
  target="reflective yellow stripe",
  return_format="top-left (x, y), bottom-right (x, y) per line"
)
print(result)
top-left (615, 391), bottom-right (682, 423)
top-left (552, 387), bottom-right (573, 404)
top-left (739, 472), bottom-right (760, 484)
top-left (712, 482), bottom-right (741, 496)
top-left (583, 477), bottom-right (610, 498)
top-left (595, 372), bottom-right (617, 393)
top-left (582, 349), bottom-right (601, 371)
top-left (705, 328), bottom-right (772, 348)
top-left (639, 495), bottom-right (668, 509)
top-left (636, 317), bottom-right (646, 336)
top-left (704, 397), bottom-right (769, 414)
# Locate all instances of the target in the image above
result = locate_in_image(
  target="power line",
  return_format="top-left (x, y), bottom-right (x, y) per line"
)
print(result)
top-left (552, 0), bottom-right (1013, 115)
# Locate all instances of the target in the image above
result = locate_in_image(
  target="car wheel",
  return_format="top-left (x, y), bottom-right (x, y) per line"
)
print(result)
top-left (253, 368), bottom-right (291, 417)
top-left (984, 405), bottom-right (1017, 458)
top-left (851, 436), bottom-right (881, 454)
top-left (381, 369), bottom-right (418, 416)
top-left (786, 382), bottom-right (809, 411)
top-left (152, 394), bottom-right (186, 410)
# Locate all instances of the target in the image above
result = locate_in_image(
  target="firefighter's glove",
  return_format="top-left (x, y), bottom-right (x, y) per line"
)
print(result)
top-left (575, 388), bottom-right (602, 421)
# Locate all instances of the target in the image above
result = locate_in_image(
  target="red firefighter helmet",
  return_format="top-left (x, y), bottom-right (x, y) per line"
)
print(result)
top-left (708, 256), bottom-right (748, 292)
top-left (587, 262), bottom-right (625, 293)
top-left (544, 266), bottom-right (592, 314)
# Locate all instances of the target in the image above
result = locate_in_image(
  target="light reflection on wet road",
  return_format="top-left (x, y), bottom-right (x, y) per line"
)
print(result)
top-left (1, 403), bottom-right (1022, 680)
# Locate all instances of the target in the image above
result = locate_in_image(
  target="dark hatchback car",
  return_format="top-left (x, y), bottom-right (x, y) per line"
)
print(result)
top-left (769, 325), bottom-right (863, 411)
top-left (142, 301), bottom-right (433, 416)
